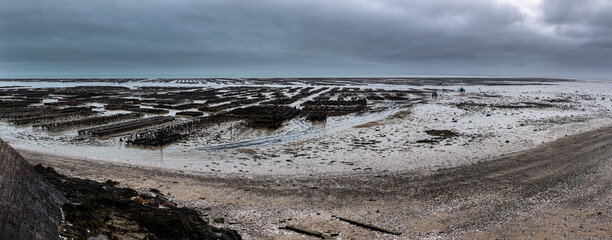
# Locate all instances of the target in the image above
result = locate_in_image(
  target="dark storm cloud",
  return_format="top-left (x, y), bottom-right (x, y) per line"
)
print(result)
top-left (1, 0), bottom-right (611, 79)
top-left (541, 0), bottom-right (612, 43)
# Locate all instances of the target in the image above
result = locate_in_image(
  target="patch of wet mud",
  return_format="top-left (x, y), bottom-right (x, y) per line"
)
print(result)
top-left (417, 129), bottom-right (458, 144)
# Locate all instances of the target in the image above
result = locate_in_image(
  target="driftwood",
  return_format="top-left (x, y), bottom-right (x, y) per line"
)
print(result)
top-left (282, 225), bottom-right (335, 239)
top-left (335, 216), bottom-right (402, 235)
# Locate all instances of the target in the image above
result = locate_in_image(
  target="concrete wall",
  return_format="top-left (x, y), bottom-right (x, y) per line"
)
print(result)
top-left (0, 139), bottom-right (67, 240)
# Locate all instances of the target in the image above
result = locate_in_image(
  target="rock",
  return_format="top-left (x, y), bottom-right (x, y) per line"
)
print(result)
top-left (87, 234), bottom-right (109, 240)
top-left (139, 192), bottom-right (155, 199)
top-left (105, 217), bottom-right (142, 232)
top-left (132, 196), bottom-right (145, 204)
top-left (162, 201), bottom-right (177, 208)
top-left (214, 217), bottom-right (225, 224)
top-left (34, 165), bottom-right (242, 240)
top-left (105, 179), bottom-right (119, 186)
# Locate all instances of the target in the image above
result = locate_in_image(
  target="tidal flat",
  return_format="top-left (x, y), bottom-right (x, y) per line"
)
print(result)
top-left (3, 77), bottom-right (612, 239)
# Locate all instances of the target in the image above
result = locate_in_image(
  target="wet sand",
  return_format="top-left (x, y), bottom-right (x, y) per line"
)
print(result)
top-left (20, 124), bottom-right (612, 239)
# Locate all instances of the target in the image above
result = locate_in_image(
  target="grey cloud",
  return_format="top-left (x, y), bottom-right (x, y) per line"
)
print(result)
top-left (1, 0), bottom-right (611, 79)
top-left (542, 0), bottom-right (612, 39)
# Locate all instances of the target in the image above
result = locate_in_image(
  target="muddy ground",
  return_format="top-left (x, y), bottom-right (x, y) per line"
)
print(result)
top-left (21, 124), bottom-right (612, 239)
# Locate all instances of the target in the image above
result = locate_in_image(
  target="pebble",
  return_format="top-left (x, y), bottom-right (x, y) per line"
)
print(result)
top-left (132, 196), bottom-right (145, 204)
top-left (162, 201), bottom-right (177, 208)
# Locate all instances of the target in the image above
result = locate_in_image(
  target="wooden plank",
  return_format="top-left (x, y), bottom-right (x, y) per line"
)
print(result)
top-left (335, 216), bottom-right (402, 235)
top-left (282, 225), bottom-right (335, 239)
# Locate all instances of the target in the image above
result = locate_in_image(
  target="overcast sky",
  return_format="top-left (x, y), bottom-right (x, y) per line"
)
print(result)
top-left (1, 0), bottom-right (611, 79)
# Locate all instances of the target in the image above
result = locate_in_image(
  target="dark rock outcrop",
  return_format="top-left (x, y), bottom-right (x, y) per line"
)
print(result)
top-left (35, 164), bottom-right (242, 240)
top-left (0, 138), bottom-right (242, 240)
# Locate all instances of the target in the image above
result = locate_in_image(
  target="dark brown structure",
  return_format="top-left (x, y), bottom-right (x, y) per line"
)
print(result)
top-left (0, 139), bottom-right (67, 240)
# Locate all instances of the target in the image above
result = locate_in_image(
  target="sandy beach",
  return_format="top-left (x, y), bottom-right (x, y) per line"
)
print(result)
top-left (19, 123), bottom-right (612, 239)
top-left (1, 78), bottom-right (609, 239)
